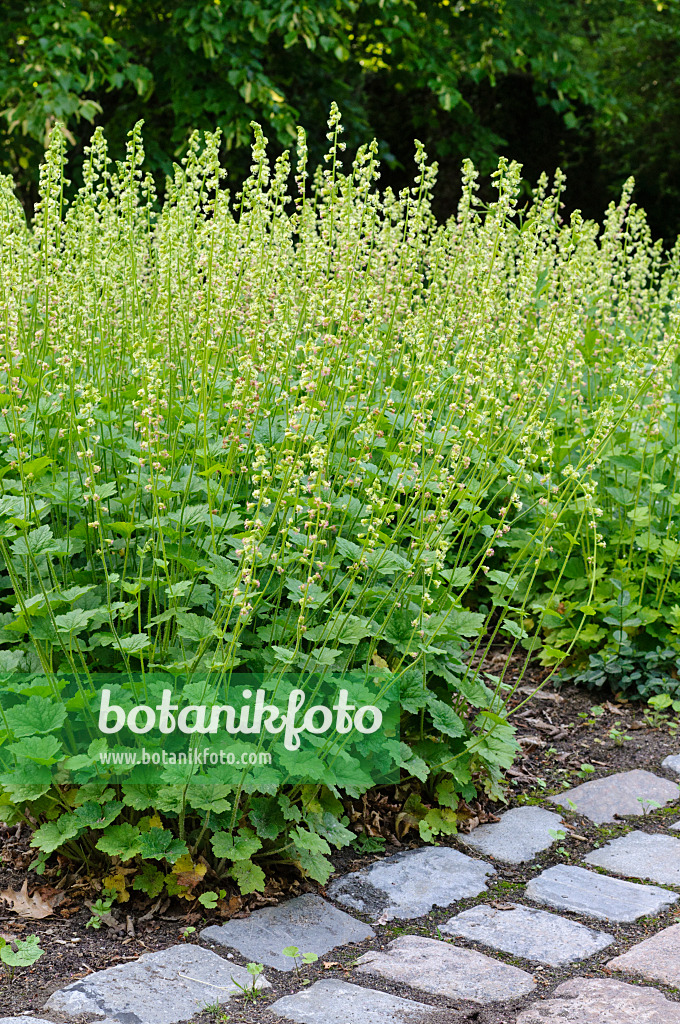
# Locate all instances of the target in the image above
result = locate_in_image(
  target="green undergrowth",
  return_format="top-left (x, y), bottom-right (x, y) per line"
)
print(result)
top-left (0, 108), bottom-right (679, 898)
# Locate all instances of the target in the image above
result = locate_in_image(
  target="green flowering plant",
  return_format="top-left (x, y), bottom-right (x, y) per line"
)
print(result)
top-left (0, 107), bottom-right (673, 894)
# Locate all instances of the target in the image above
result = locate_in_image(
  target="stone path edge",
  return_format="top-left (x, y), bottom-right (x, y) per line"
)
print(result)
top-left (3, 758), bottom-right (680, 1023)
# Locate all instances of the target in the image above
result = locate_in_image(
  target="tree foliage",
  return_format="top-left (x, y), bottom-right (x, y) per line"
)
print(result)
top-left (1, 1), bottom-right (679, 235)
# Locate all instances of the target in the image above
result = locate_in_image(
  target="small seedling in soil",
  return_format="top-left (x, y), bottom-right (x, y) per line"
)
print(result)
top-left (579, 706), bottom-right (604, 727)
top-left (351, 834), bottom-right (386, 854)
top-left (608, 726), bottom-right (630, 746)
top-left (198, 889), bottom-right (227, 910)
top-left (231, 962), bottom-right (264, 1002)
top-left (282, 945), bottom-right (319, 979)
top-left (27, 851), bottom-right (49, 876)
top-left (637, 796), bottom-right (662, 816)
top-left (577, 763), bottom-right (595, 778)
top-left (182, 926), bottom-right (196, 940)
top-left (0, 934), bottom-right (44, 979)
top-left (548, 827), bottom-right (570, 858)
top-left (86, 892), bottom-right (116, 929)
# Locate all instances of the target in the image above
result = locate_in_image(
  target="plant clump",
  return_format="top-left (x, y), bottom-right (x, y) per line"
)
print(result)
top-left (0, 107), bottom-right (678, 897)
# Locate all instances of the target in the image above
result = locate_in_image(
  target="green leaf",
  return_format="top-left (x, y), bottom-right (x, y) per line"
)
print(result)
top-left (176, 612), bottom-right (218, 642)
top-left (30, 816), bottom-right (82, 853)
top-left (292, 845), bottom-right (333, 884)
top-left (435, 778), bottom-right (459, 809)
top-left (206, 555), bottom-right (239, 591)
top-left (59, 585), bottom-right (97, 602)
top-left (661, 538), bottom-right (680, 560)
top-left (335, 537), bottom-right (363, 560)
top-left (305, 811), bottom-right (354, 849)
top-left (132, 864), bottom-right (165, 897)
top-left (96, 823), bottom-right (142, 860)
top-left (229, 859), bottom-right (266, 894)
top-left (11, 525), bottom-right (59, 558)
top-left (121, 784), bottom-right (157, 810)
top-left (166, 580), bottom-right (192, 599)
top-left (0, 935), bottom-right (44, 968)
top-left (198, 890), bottom-right (219, 909)
top-left (271, 645), bottom-right (297, 664)
top-left (486, 569), bottom-right (520, 592)
top-left (305, 613), bottom-right (370, 645)
top-left (0, 762), bottom-right (52, 801)
top-left (290, 827), bottom-right (330, 856)
top-left (419, 807), bottom-right (458, 842)
top-left (8, 734), bottom-right (62, 765)
top-left (398, 742), bottom-right (429, 781)
top-left (383, 609), bottom-right (416, 650)
top-left (138, 827), bottom-right (188, 863)
top-left (307, 646), bottom-right (341, 666)
top-left (440, 566), bottom-right (472, 587)
top-left (248, 796), bottom-right (286, 840)
top-left (117, 633), bottom-right (151, 653)
top-left (365, 548), bottom-right (411, 573)
top-left (501, 618), bottom-right (529, 640)
top-left (211, 827), bottom-right (262, 861)
top-left (73, 800), bottom-right (123, 829)
top-left (55, 609), bottom-right (94, 633)
top-left (185, 783), bottom-right (232, 815)
top-left (427, 697), bottom-right (466, 738)
top-left (5, 696), bottom-right (67, 736)
top-left (442, 607), bottom-right (485, 638)
top-left (398, 670), bottom-right (429, 712)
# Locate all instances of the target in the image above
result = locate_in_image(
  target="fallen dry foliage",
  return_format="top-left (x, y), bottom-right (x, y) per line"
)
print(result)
top-left (0, 880), bottom-right (56, 920)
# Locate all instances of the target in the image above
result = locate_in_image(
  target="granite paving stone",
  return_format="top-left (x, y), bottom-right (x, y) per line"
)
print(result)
top-left (515, 977), bottom-right (680, 1023)
top-left (459, 806), bottom-right (565, 864)
top-left (442, 902), bottom-right (614, 965)
top-left (326, 846), bottom-right (494, 922)
top-left (270, 980), bottom-right (443, 1023)
top-left (584, 829), bottom-right (680, 885)
top-left (607, 922), bottom-right (680, 986)
top-left (524, 863), bottom-right (678, 922)
top-left (0, 1019), bottom-right (58, 1024)
top-left (672, 819), bottom-right (680, 830)
top-left (663, 753), bottom-right (680, 775)
top-left (355, 935), bottom-right (536, 1003)
top-left (201, 893), bottom-right (373, 971)
top-left (43, 944), bottom-right (270, 1022)
top-left (549, 768), bottom-right (679, 823)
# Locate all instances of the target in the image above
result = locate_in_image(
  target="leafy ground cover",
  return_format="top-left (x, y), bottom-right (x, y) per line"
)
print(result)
top-left (0, 661), bottom-right (677, 1019)
top-left (0, 110), bottom-right (679, 905)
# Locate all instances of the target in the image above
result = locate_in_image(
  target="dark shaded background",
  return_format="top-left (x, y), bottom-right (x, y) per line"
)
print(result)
top-left (1, 0), bottom-right (678, 240)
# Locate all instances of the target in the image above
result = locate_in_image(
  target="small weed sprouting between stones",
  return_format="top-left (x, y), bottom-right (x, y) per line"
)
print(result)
top-left (548, 827), bottom-right (571, 858)
top-left (637, 796), bottom-right (663, 816)
top-left (203, 1002), bottom-right (230, 1023)
top-left (230, 962), bottom-right (265, 1003)
top-left (282, 945), bottom-right (319, 981)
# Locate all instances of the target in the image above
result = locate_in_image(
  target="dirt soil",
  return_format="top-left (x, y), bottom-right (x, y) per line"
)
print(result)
top-left (1, 662), bottom-right (679, 1023)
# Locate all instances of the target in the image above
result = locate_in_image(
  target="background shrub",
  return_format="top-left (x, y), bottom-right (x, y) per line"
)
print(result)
top-left (4, 1), bottom-right (680, 243)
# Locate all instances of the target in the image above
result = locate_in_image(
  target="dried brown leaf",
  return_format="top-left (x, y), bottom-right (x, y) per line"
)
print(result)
top-left (0, 880), bottom-right (54, 919)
